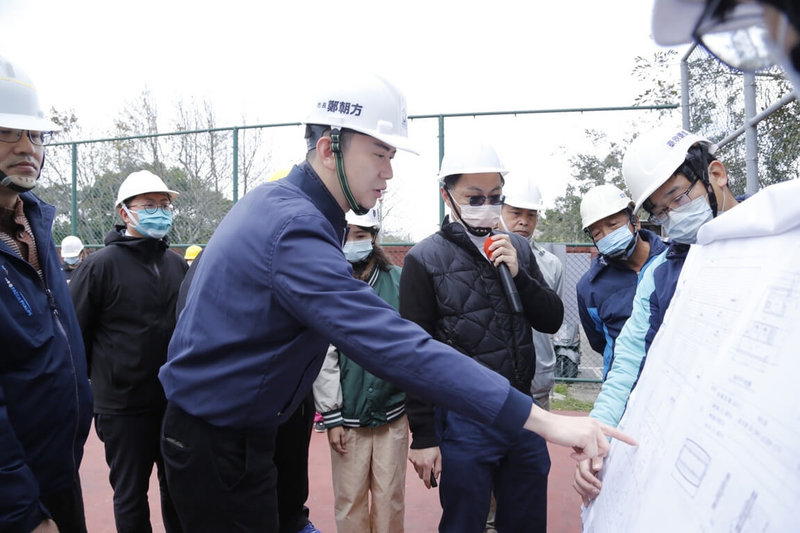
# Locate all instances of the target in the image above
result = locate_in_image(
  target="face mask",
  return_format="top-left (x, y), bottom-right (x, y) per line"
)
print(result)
top-left (596, 225), bottom-right (636, 260)
top-left (343, 238), bottom-right (373, 263)
top-left (124, 206), bottom-right (173, 239)
top-left (662, 194), bottom-right (713, 244)
top-left (455, 204), bottom-right (502, 235)
top-left (64, 256), bottom-right (81, 266)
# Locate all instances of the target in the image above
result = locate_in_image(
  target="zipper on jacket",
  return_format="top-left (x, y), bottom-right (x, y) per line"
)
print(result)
top-left (45, 285), bottom-right (82, 477)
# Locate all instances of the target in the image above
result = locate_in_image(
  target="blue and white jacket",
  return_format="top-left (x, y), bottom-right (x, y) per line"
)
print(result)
top-left (576, 229), bottom-right (667, 380)
top-left (590, 241), bottom-right (689, 427)
top-left (159, 161), bottom-right (532, 435)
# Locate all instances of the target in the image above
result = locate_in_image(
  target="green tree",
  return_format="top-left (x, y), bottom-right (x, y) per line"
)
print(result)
top-left (538, 131), bottom-right (627, 243)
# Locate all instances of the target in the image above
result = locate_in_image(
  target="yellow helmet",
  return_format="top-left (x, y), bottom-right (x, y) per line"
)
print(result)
top-left (184, 245), bottom-right (203, 261)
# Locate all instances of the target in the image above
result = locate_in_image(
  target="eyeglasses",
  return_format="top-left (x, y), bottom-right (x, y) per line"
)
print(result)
top-left (127, 203), bottom-right (174, 214)
top-left (647, 181), bottom-right (697, 225)
top-left (691, 0), bottom-right (774, 72)
top-left (0, 128), bottom-right (53, 146)
top-left (452, 191), bottom-right (505, 207)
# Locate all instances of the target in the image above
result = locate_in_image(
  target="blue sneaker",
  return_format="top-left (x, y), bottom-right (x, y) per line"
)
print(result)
top-left (297, 522), bottom-right (321, 533)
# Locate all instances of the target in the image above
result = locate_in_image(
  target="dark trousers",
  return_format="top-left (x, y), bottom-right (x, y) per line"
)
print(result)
top-left (436, 409), bottom-right (551, 533)
top-left (94, 412), bottom-right (182, 533)
top-left (275, 394), bottom-right (315, 533)
top-left (40, 476), bottom-right (88, 533)
top-left (161, 402), bottom-right (279, 533)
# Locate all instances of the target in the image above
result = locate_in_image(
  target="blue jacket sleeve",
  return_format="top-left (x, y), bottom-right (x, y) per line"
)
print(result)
top-left (577, 283), bottom-right (606, 356)
top-left (271, 215), bottom-right (533, 437)
top-left (0, 387), bottom-right (47, 533)
top-left (589, 253), bottom-right (665, 427)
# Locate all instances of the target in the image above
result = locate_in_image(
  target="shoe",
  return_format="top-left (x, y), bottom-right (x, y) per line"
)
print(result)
top-left (298, 521), bottom-right (322, 533)
top-left (314, 421), bottom-right (325, 433)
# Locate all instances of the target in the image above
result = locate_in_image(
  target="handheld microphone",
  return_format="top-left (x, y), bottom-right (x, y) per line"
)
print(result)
top-left (484, 233), bottom-right (523, 314)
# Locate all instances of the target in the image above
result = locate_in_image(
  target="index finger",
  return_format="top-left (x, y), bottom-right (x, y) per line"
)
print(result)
top-left (601, 424), bottom-right (638, 447)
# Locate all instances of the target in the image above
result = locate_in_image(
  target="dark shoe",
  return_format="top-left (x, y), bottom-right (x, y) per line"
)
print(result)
top-left (314, 421), bottom-right (326, 433)
top-left (298, 522), bottom-right (322, 533)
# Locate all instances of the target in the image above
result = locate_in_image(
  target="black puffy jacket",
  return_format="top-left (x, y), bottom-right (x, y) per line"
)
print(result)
top-left (70, 226), bottom-right (188, 414)
top-left (399, 218), bottom-right (563, 448)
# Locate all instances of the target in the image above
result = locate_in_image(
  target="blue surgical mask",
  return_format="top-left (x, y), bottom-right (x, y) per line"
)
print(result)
top-left (64, 256), bottom-right (81, 266)
top-left (596, 225), bottom-right (636, 260)
top-left (343, 239), bottom-right (373, 263)
top-left (124, 205), bottom-right (174, 239)
top-left (662, 195), bottom-right (713, 244)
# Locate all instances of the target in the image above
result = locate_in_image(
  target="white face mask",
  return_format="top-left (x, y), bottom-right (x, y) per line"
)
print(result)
top-left (343, 238), bottom-right (373, 263)
top-left (662, 195), bottom-right (713, 244)
top-left (454, 204), bottom-right (502, 232)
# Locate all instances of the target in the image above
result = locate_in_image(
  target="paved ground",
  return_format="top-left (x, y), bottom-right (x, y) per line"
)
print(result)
top-left (81, 412), bottom-right (587, 532)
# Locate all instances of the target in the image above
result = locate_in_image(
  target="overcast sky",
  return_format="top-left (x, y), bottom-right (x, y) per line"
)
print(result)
top-left (0, 0), bottom-right (685, 240)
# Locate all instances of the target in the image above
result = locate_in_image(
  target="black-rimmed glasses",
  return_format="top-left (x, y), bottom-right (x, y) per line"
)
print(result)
top-left (127, 203), bottom-right (174, 214)
top-left (647, 181), bottom-right (698, 225)
top-left (0, 128), bottom-right (53, 146)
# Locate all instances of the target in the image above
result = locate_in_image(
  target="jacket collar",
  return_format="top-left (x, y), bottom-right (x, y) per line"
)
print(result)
top-left (104, 225), bottom-right (169, 254)
top-left (286, 161), bottom-right (347, 240)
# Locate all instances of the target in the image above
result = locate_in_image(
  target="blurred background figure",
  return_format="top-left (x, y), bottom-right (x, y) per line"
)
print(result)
top-left (183, 244), bottom-right (202, 266)
top-left (60, 235), bottom-right (86, 282)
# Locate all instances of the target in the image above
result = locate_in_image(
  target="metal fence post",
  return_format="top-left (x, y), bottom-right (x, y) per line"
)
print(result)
top-left (71, 143), bottom-right (78, 236)
top-left (743, 71), bottom-right (759, 195)
top-left (232, 126), bottom-right (239, 203)
top-left (438, 115), bottom-right (445, 223)
top-left (681, 44), bottom-right (696, 130)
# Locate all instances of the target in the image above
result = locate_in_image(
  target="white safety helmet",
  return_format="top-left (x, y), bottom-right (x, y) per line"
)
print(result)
top-left (115, 170), bottom-right (179, 207)
top-left (622, 126), bottom-right (713, 213)
top-left (346, 207), bottom-right (380, 230)
top-left (304, 73), bottom-right (417, 154)
top-left (580, 184), bottom-right (635, 231)
top-left (438, 140), bottom-right (508, 183)
top-left (60, 235), bottom-right (84, 258)
top-left (0, 56), bottom-right (58, 132)
top-left (502, 172), bottom-right (544, 211)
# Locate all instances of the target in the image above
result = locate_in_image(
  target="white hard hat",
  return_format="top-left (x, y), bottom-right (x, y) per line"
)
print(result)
top-left (115, 170), bottom-right (179, 207)
top-left (622, 126), bottom-right (713, 213)
top-left (502, 172), bottom-right (543, 211)
top-left (651, 0), bottom-right (765, 46)
top-left (60, 235), bottom-right (84, 258)
top-left (438, 140), bottom-right (508, 182)
top-left (0, 56), bottom-right (59, 132)
top-left (304, 73), bottom-right (417, 154)
top-left (346, 207), bottom-right (380, 229)
top-left (580, 184), bottom-right (634, 231)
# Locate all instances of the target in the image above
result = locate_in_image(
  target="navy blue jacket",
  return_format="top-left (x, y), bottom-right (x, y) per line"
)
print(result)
top-left (0, 192), bottom-right (93, 532)
top-left (576, 229), bottom-right (667, 379)
top-left (159, 162), bottom-right (532, 435)
top-left (591, 242), bottom-right (689, 427)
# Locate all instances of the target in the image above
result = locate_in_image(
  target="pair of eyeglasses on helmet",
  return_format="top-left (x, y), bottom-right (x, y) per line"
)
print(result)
top-left (692, 0), bottom-right (775, 72)
top-left (127, 203), bottom-right (174, 214)
top-left (0, 128), bottom-right (53, 146)
top-left (646, 181), bottom-right (698, 225)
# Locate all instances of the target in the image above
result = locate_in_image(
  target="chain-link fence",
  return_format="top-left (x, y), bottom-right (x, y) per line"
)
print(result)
top-left (39, 105), bottom-right (679, 251)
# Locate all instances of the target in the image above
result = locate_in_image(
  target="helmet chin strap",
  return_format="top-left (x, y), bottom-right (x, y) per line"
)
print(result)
top-left (331, 128), bottom-right (368, 215)
top-left (443, 187), bottom-right (493, 237)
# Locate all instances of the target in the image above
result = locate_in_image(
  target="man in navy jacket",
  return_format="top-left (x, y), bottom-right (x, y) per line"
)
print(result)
top-left (159, 73), bottom-right (634, 532)
top-left (0, 56), bottom-right (93, 533)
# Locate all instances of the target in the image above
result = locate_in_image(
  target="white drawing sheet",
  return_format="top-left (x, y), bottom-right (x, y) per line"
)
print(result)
top-left (582, 179), bottom-right (800, 532)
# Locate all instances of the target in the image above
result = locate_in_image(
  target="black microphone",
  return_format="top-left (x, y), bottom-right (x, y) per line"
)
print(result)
top-left (484, 233), bottom-right (523, 314)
